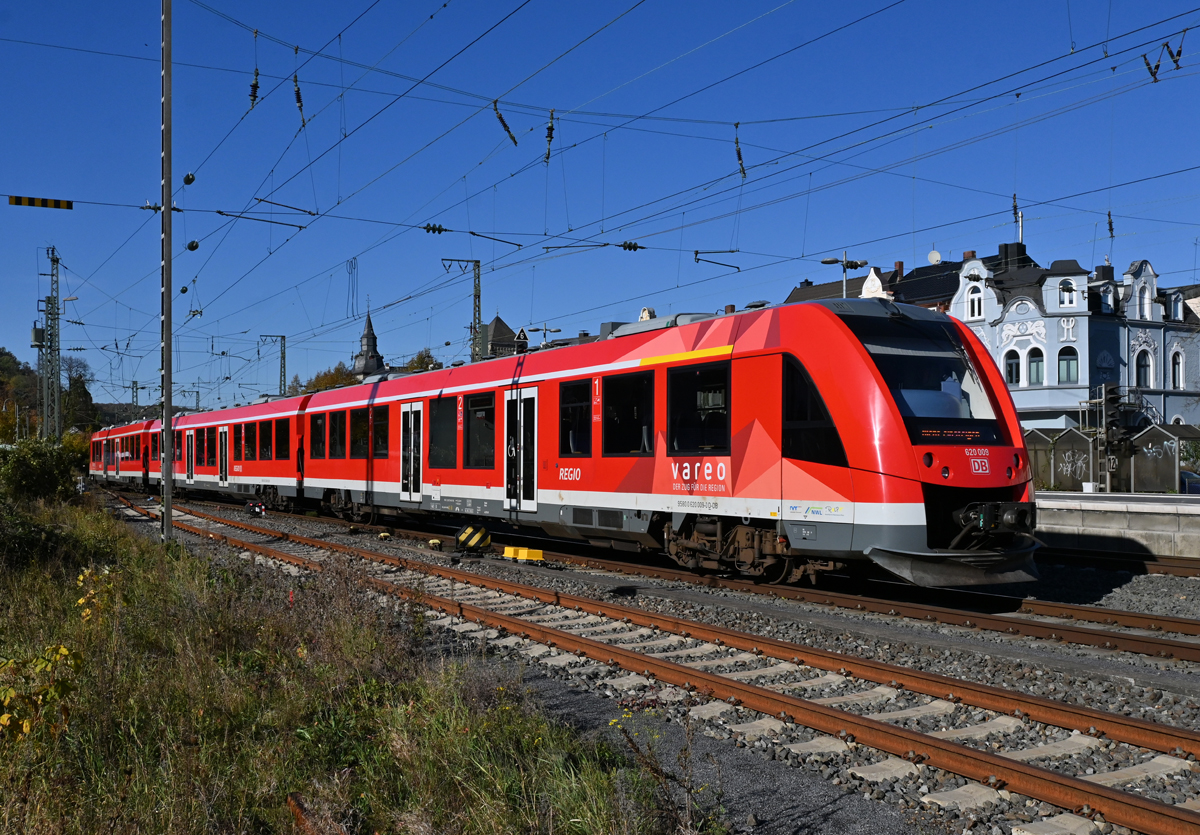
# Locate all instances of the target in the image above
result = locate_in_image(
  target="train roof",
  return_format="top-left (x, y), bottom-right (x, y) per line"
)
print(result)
top-left (94, 297), bottom-right (958, 434)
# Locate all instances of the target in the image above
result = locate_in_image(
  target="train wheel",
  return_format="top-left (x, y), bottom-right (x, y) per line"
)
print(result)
top-left (759, 558), bottom-right (792, 585)
top-left (351, 505), bottom-right (376, 525)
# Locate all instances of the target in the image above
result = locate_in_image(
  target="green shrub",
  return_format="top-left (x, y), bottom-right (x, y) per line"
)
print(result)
top-left (0, 438), bottom-right (76, 503)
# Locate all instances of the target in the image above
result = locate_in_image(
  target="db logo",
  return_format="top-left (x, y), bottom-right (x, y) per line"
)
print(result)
top-left (970, 458), bottom-right (989, 474)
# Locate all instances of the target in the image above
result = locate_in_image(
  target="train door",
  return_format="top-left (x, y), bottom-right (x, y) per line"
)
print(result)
top-left (504, 388), bottom-right (538, 512)
top-left (115, 437), bottom-right (122, 477)
top-left (400, 402), bottom-right (422, 503)
top-left (185, 430), bottom-right (195, 484)
top-left (218, 427), bottom-right (229, 488)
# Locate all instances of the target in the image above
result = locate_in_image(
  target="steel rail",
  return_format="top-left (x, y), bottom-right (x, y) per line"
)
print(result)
top-left (111, 495), bottom-right (1200, 835)
top-left (139, 498), bottom-right (1200, 759)
top-left (164, 494), bottom-right (1200, 647)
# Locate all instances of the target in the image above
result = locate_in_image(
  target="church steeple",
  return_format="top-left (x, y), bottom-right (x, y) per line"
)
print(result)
top-left (352, 313), bottom-right (384, 377)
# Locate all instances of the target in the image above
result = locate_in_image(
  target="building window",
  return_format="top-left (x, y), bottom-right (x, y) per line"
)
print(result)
top-left (966, 284), bottom-right (983, 320)
top-left (428, 398), bottom-right (457, 468)
top-left (1102, 287), bottom-right (1113, 313)
top-left (667, 362), bottom-right (730, 455)
top-left (1058, 279), bottom-right (1076, 307)
top-left (1139, 286), bottom-right (1151, 320)
top-left (1027, 349), bottom-right (1044, 386)
top-left (309, 413), bottom-right (326, 459)
top-left (782, 354), bottom-right (847, 467)
top-left (1136, 350), bottom-right (1152, 389)
top-left (603, 371), bottom-right (654, 456)
top-left (349, 408), bottom-right (370, 459)
top-left (1172, 351), bottom-right (1184, 390)
top-left (328, 411), bottom-right (347, 459)
top-left (1004, 350), bottom-right (1020, 385)
top-left (233, 424), bottom-right (242, 461)
top-left (462, 394), bottom-right (495, 468)
top-left (559, 380), bottom-right (592, 457)
top-left (1058, 347), bottom-right (1079, 384)
top-left (373, 405), bottom-right (389, 459)
top-left (1173, 297), bottom-right (1183, 320)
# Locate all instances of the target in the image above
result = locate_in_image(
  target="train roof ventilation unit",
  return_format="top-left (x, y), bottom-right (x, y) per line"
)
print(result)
top-left (743, 299), bottom-right (769, 309)
top-left (608, 312), bottom-right (716, 338)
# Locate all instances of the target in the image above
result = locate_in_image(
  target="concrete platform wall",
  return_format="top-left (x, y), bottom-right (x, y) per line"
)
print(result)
top-left (1035, 492), bottom-right (1200, 557)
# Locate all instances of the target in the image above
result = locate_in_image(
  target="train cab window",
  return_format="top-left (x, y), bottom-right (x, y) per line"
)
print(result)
top-left (244, 423), bottom-right (257, 460)
top-left (463, 393), bottom-right (495, 468)
top-left (373, 406), bottom-right (389, 459)
top-left (840, 313), bottom-right (1004, 445)
top-left (783, 356), bottom-right (848, 467)
top-left (428, 398), bottom-right (457, 469)
top-left (275, 418), bottom-right (290, 461)
top-left (152, 434), bottom-right (159, 461)
top-left (559, 380), bottom-right (592, 457)
top-left (259, 421), bottom-right (273, 460)
top-left (668, 362), bottom-right (730, 455)
top-left (233, 424), bottom-right (242, 461)
top-left (603, 371), bottom-right (654, 456)
top-left (310, 414), bottom-right (326, 459)
top-left (206, 426), bottom-right (217, 467)
top-left (349, 408), bottom-right (370, 459)
top-left (329, 411), bottom-right (347, 459)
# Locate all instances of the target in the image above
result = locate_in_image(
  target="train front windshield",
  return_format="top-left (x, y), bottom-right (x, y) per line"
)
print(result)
top-left (841, 314), bottom-right (1005, 445)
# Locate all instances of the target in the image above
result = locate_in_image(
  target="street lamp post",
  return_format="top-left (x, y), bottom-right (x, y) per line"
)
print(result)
top-left (820, 251), bottom-right (869, 299)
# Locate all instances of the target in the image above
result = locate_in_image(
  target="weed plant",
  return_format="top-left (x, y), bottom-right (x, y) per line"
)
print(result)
top-left (0, 499), bottom-right (667, 834)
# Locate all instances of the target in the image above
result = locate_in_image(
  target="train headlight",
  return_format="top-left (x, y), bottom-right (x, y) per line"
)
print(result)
top-left (941, 466), bottom-right (950, 479)
top-left (922, 452), bottom-right (933, 468)
top-left (1007, 467), bottom-right (1013, 479)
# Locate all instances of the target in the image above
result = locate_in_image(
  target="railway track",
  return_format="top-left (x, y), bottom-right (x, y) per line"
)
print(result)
top-left (109, 492), bottom-right (1200, 835)
top-left (156, 493), bottom-right (1200, 664)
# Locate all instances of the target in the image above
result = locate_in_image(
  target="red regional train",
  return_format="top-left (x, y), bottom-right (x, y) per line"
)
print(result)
top-left (91, 298), bottom-right (1038, 587)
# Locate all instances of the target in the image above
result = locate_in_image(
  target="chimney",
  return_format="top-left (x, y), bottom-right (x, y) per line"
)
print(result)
top-left (963, 250), bottom-right (976, 260)
top-left (1095, 264), bottom-right (1114, 283)
top-left (1000, 241), bottom-right (1026, 271)
top-left (724, 304), bottom-right (736, 314)
top-left (893, 260), bottom-right (904, 279)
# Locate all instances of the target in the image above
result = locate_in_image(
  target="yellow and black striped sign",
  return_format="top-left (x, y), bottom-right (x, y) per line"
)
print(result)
top-left (456, 524), bottom-right (491, 553)
top-left (8, 195), bottom-right (73, 210)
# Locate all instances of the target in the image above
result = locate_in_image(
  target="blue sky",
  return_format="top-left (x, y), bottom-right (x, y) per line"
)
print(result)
top-left (3, 0), bottom-right (1199, 407)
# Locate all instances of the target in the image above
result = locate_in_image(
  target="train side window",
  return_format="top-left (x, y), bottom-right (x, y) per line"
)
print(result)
top-left (372, 405), bottom-right (389, 459)
top-left (329, 411), bottom-right (346, 459)
top-left (275, 418), bottom-right (290, 461)
top-left (349, 408), bottom-right (370, 459)
top-left (310, 414), bottom-right (326, 459)
top-left (259, 420), bottom-right (273, 461)
top-left (463, 393), bottom-right (495, 468)
top-left (244, 423), bottom-right (257, 460)
top-left (195, 430), bottom-right (205, 467)
top-left (152, 433), bottom-right (159, 461)
top-left (233, 424), bottom-right (242, 461)
top-left (782, 355), bottom-right (848, 467)
top-left (428, 398), bottom-right (457, 468)
top-left (175, 430), bottom-right (183, 462)
top-left (603, 371), bottom-right (654, 456)
top-left (206, 426), bottom-right (217, 466)
top-left (668, 361), bottom-right (730, 455)
top-left (559, 380), bottom-right (591, 457)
